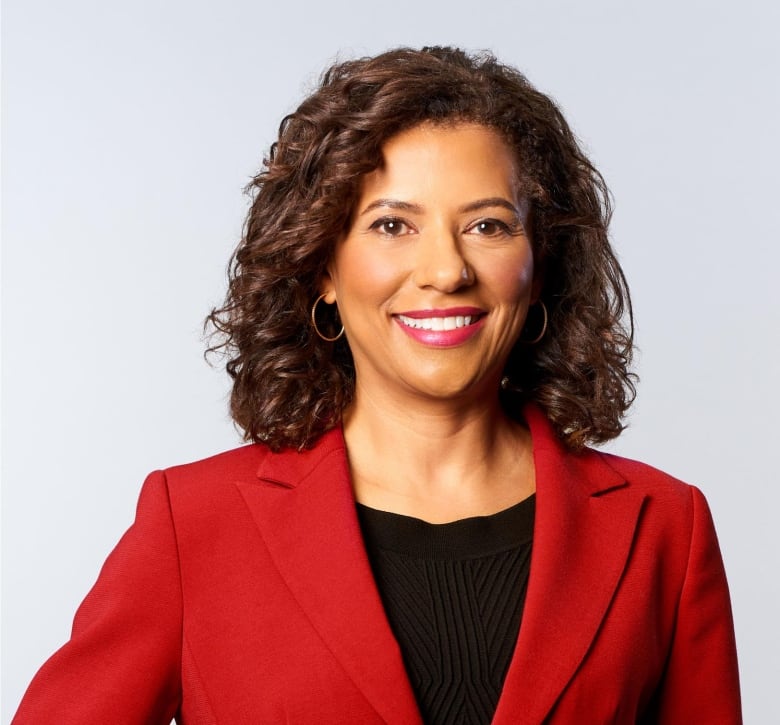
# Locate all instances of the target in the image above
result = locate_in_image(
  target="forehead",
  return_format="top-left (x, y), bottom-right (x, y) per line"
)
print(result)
top-left (357, 122), bottom-right (522, 206)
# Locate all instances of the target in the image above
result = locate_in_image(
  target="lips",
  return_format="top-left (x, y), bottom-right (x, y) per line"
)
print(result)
top-left (396, 314), bottom-right (477, 331)
top-left (393, 307), bottom-right (485, 347)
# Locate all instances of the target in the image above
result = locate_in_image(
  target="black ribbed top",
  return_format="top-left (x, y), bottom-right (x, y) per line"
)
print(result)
top-left (356, 495), bottom-right (535, 725)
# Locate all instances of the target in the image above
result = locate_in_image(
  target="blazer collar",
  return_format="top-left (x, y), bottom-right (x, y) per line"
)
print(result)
top-left (493, 405), bottom-right (646, 724)
top-left (241, 407), bottom-right (645, 725)
top-left (239, 428), bottom-right (423, 724)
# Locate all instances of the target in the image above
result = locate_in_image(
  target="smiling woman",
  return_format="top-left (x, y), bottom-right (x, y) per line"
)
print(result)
top-left (206, 49), bottom-right (640, 457)
top-left (13, 47), bottom-right (741, 724)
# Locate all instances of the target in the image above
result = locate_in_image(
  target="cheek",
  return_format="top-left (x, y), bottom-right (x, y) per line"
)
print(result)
top-left (487, 252), bottom-right (535, 303)
top-left (333, 248), bottom-right (404, 308)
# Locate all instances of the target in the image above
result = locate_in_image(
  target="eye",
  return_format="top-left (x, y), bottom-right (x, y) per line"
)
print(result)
top-left (466, 216), bottom-right (528, 239)
top-left (369, 217), bottom-right (413, 237)
top-left (467, 219), bottom-right (513, 237)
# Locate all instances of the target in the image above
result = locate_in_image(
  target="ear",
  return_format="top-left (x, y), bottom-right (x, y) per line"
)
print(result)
top-left (318, 268), bottom-right (338, 304)
top-left (523, 205), bottom-right (544, 303)
top-left (530, 258), bottom-right (545, 304)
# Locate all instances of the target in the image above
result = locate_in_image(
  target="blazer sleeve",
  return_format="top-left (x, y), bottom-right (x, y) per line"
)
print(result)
top-left (12, 471), bottom-right (182, 725)
top-left (652, 485), bottom-right (742, 723)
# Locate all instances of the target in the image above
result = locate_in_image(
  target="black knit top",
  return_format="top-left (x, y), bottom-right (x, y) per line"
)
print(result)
top-left (356, 495), bottom-right (535, 725)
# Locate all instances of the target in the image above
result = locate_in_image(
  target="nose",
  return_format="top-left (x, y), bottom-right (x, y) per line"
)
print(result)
top-left (412, 229), bottom-right (474, 292)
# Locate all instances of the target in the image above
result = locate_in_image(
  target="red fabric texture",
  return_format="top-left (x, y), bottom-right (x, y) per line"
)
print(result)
top-left (13, 407), bottom-right (741, 723)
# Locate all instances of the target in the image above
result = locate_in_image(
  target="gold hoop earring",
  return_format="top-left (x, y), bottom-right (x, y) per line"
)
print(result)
top-left (311, 293), bottom-right (345, 342)
top-left (521, 300), bottom-right (548, 345)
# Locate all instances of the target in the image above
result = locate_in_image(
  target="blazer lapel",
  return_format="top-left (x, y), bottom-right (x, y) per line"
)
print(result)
top-left (493, 406), bottom-right (646, 724)
top-left (236, 428), bottom-right (422, 725)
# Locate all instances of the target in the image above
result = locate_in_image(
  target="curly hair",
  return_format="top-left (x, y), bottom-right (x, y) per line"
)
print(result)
top-left (206, 46), bottom-right (636, 451)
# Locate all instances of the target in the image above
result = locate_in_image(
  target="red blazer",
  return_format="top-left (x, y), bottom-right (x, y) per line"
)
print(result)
top-left (13, 406), bottom-right (741, 724)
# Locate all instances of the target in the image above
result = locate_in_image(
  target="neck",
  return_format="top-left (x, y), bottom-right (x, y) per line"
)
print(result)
top-left (342, 382), bottom-right (535, 523)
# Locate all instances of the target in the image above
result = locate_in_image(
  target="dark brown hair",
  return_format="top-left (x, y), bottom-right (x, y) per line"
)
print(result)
top-left (207, 46), bottom-right (635, 451)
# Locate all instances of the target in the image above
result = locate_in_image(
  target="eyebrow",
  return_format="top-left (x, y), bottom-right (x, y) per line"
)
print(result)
top-left (359, 197), bottom-right (521, 217)
top-left (459, 197), bottom-right (520, 215)
top-left (359, 199), bottom-right (423, 216)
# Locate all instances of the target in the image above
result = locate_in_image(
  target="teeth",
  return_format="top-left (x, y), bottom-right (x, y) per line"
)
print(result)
top-left (397, 314), bottom-right (475, 330)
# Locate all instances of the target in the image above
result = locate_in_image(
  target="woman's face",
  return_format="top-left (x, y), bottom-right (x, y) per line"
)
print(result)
top-left (321, 122), bottom-right (540, 404)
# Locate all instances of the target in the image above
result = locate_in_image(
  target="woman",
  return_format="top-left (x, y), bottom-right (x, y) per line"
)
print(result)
top-left (13, 47), bottom-right (740, 724)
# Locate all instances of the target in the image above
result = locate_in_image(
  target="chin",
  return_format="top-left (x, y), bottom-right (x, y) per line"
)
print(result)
top-left (403, 374), bottom-right (494, 403)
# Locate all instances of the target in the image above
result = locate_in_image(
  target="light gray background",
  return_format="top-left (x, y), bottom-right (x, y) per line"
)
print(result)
top-left (3, 0), bottom-right (778, 721)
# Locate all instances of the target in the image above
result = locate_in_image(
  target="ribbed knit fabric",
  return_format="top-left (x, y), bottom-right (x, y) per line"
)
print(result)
top-left (356, 495), bottom-right (534, 725)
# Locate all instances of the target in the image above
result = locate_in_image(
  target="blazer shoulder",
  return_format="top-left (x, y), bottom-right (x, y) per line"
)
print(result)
top-left (153, 428), bottom-right (345, 513)
top-left (151, 443), bottom-right (274, 510)
top-left (142, 444), bottom-right (275, 541)
top-left (593, 449), bottom-right (699, 507)
top-left (164, 442), bottom-right (270, 482)
top-left (159, 425), bottom-right (346, 487)
top-left (591, 451), bottom-right (725, 577)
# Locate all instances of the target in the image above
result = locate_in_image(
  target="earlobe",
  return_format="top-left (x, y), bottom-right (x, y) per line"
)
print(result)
top-left (319, 273), bottom-right (337, 304)
top-left (530, 259), bottom-right (545, 303)
top-left (530, 268), bottom-right (544, 305)
top-left (530, 280), bottom-right (543, 304)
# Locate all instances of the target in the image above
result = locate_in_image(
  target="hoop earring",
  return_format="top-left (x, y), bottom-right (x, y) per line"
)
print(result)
top-left (500, 376), bottom-right (522, 393)
top-left (521, 300), bottom-right (548, 345)
top-left (311, 293), bottom-right (345, 342)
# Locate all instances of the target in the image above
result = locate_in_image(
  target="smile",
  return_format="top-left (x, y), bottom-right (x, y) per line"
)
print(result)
top-left (396, 314), bottom-right (477, 331)
top-left (393, 308), bottom-right (486, 347)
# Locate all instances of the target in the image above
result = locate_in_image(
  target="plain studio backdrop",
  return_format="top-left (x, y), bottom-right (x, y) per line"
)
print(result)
top-left (2, 0), bottom-right (778, 721)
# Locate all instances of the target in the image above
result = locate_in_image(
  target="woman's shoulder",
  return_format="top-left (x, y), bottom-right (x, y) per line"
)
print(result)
top-left (151, 426), bottom-right (345, 504)
top-left (133, 443), bottom-right (274, 524)
top-left (591, 448), bottom-right (707, 515)
top-left (595, 449), bottom-right (688, 487)
top-left (526, 404), bottom-right (704, 507)
top-left (164, 441), bottom-right (271, 484)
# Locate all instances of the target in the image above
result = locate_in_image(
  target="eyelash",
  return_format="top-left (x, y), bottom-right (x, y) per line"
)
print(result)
top-left (368, 217), bottom-right (412, 237)
top-left (467, 219), bottom-right (515, 237)
top-left (367, 216), bottom-right (519, 238)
